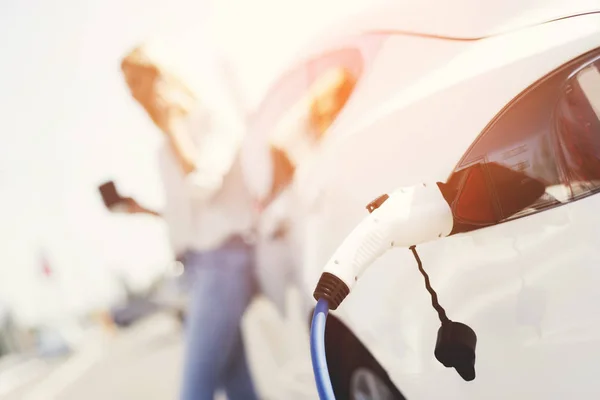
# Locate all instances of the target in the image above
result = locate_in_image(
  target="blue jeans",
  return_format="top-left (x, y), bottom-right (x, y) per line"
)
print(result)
top-left (179, 237), bottom-right (259, 400)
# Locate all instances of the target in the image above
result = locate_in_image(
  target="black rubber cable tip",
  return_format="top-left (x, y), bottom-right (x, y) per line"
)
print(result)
top-left (313, 272), bottom-right (350, 310)
top-left (434, 321), bottom-right (477, 382)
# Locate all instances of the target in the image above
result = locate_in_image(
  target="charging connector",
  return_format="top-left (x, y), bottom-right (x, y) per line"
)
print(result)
top-left (313, 183), bottom-right (454, 309)
top-left (310, 182), bottom-right (477, 398)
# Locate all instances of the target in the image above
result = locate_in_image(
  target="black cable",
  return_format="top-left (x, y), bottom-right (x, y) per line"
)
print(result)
top-left (409, 245), bottom-right (450, 325)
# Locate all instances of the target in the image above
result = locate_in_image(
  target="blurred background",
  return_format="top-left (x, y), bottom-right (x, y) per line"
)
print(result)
top-left (0, 0), bottom-right (389, 398)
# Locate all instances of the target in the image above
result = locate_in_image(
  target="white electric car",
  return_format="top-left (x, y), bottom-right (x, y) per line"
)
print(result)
top-left (243, 1), bottom-right (600, 399)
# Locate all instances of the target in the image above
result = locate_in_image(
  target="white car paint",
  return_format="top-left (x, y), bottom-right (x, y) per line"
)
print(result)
top-left (244, 2), bottom-right (600, 398)
top-left (323, 0), bottom-right (600, 39)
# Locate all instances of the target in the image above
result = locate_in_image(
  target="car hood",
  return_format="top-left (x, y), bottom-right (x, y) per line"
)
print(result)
top-left (343, 0), bottom-right (599, 40)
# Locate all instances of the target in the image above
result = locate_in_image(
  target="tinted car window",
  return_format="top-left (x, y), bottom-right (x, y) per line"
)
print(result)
top-left (243, 33), bottom-right (392, 206)
top-left (249, 47), bottom-right (365, 204)
top-left (444, 51), bottom-right (600, 234)
top-left (556, 61), bottom-right (600, 197)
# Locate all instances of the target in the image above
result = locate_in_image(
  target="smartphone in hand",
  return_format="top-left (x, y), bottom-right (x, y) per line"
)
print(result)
top-left (98, 181), bottom-right (129, 213)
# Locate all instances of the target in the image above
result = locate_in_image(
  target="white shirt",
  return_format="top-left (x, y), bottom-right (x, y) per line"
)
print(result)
top-left (156, 96), bottom-right (254, 257)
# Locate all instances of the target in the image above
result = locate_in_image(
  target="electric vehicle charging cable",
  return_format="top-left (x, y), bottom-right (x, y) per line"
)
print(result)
top-left (310, 183), bottom-right (478, 399)
top-left (310, 298), bottom-right (335, 399)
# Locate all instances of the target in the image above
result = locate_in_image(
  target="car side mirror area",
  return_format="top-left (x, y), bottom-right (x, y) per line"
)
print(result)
top-left (438, 161), bottom-right (546, 235)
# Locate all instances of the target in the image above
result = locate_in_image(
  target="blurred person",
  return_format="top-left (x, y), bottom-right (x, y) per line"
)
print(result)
top-left (115, 43), bottom-right (258, 400)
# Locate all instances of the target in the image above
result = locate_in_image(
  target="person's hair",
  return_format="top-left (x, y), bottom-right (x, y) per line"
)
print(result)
top-left (120, 44), bottom-right (198, 132)
top-left (120, 45), bottom-right (158, 74)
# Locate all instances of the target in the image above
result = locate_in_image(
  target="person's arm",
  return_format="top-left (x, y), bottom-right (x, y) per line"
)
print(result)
top-left (120, 197), bottom-right (161, 217)
top-left (164, 113), bottom-right (198, 175)
top-left (157, 91), bottom-right (239, 199)
top-left (152, 76), bottom-right (201, 176)
top-left (157, 60), bottom-right (246, 201)
top-left (181, 98), bottom-right (246, 201)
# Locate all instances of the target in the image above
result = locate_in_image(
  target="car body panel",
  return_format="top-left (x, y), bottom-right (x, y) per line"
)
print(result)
top-left (295, 14), bottom-right (600, 201)
top-left (288, 14), bottom-right (600, 399)
top-left (319, 0), bottom-right (600, 40)
top-left (243, 6), bottom-right (600, 399)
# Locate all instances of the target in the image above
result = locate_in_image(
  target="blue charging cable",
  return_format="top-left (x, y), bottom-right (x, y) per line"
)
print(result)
top-left (310, 298), bottom-right (336, 399)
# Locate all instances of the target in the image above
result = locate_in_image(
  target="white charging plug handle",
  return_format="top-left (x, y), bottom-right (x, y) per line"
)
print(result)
top-left (321, 183), bottom-right (454, 291)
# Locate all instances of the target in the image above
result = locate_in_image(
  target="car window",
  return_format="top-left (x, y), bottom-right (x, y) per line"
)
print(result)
top-left (444, 50), bottom-right (600, 234)
top-left (556, 61), bottom-right (600, 197)
top-left (247, 43), bottom-right (370, 205)
top-left (252, 48), bottom-right (363, 136)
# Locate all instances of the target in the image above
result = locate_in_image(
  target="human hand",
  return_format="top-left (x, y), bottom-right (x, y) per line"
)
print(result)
top-left (108, 197), bottom-right (143, 214)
